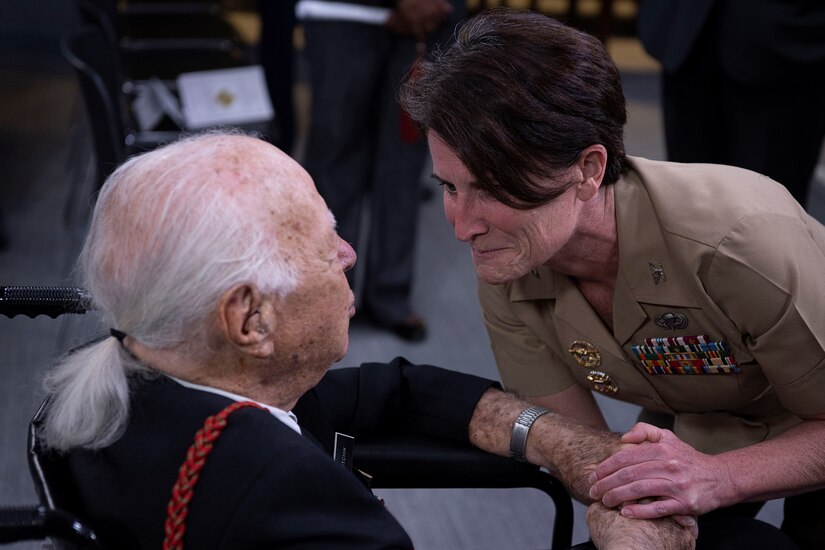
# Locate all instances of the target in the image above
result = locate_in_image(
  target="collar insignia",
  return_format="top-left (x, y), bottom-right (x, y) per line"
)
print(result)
top-left (649, 262), bottom-right (665, 285)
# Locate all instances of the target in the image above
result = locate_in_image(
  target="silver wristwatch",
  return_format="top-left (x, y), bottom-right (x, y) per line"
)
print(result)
top-left (509, 406), bottom-right (551, 462)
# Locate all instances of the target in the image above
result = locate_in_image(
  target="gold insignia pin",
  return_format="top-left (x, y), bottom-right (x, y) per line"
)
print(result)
top-left (569, 339), bottom-right (601, 369)
top-left (586, 370), bottom-right (619, 394)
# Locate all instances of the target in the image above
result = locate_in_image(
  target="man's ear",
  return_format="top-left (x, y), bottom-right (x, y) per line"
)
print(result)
top-left (575, 144), bottom-right (608, 201)
top-left (216, 284), bottom-right (275, 358)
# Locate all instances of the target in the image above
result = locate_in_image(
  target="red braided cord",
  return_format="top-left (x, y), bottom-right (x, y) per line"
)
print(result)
top-left (163, 400), bottom-right (266, 550)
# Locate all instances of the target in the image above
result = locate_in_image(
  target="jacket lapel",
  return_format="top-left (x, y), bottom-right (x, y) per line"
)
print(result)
top-left (613, 162), bottom-right (700, 345)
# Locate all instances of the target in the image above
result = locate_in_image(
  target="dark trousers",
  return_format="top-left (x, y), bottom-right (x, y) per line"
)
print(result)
top-left (686, 492), bottom-right (825, 550)
top-left (302, 21), bottom-right (428, 323)
top-left (258, 0), bottom-right (297, 154)
top-left (570, 515), bottom-right (798, 550)
top-left (660, 15), bottom-right (825, 207)
top-left (781, 488), bottom-right (825, 550)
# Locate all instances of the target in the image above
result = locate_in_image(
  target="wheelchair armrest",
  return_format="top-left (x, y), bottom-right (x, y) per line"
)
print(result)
top-left (354, 434), bottom-right (574, 549)
top-left (0, 505), bottom-right (101, 548)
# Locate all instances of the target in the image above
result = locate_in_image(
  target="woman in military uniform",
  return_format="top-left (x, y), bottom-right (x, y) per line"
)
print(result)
top-left (400, 9), bottom-right (825, 549)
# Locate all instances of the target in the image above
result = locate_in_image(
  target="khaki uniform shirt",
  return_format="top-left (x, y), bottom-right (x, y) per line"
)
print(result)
top-left (479, 157), bottom-right (825, 454)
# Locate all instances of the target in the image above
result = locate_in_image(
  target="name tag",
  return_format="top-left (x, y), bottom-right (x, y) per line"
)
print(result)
top-left (632, 335), bottom-right (740, 374)
top-left (334, 432), bottom-right (379, 498)
top-left (333, 432), bottom-right (354, 470)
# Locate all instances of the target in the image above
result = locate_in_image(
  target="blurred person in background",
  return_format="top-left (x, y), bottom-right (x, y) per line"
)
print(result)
top-left (637, 0), bottom-right (825, 207)
top-left (302, 0), bottom-right (465, 341)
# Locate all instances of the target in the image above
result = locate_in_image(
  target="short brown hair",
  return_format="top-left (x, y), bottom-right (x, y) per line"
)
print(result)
top-left (400, 8), bottom-right (628, 208)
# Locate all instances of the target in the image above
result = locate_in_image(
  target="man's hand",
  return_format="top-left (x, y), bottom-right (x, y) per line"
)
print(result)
top-left (385, 0), bottom-right (453, 39)
top-left (528, 418), bottom-right (622, 502)
top-left (468, 389), bottom-right (621, 503)
top-left (588, 423), bottom-right (737, 518)
top-left (586, 502), bottom-right (696, 550)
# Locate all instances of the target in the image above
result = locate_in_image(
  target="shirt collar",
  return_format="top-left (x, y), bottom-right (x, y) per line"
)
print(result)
top-left (504, 158), bottom-right (698, 307)
top-left (170, 376), bottom-right (302, 435)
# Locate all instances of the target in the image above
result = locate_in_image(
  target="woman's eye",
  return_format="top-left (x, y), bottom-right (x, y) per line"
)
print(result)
top-left (438, 181), bottom-right (457, 195)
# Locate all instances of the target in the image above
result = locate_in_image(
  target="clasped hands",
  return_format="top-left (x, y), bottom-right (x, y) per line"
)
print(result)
top-left (588, 423), bottom-right (738, 538)
top-left (526, 416), bottom-right (699, 548)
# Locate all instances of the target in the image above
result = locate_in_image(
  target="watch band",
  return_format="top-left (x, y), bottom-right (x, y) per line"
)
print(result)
top-left (509, 405), bottom-right (551, 462)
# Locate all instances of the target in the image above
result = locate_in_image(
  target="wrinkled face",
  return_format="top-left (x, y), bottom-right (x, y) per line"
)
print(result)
top-left (261, 155), bottom-right (356, 369)
top-left (429, 132), bottom-right (582, 284)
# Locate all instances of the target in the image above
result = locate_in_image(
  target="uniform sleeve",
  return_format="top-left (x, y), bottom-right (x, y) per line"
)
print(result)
top-left (298, 358), bottom-right (497, 447)
top-left (704, 211), bottom-right (825, 417)
top-left (477, 277), bottom-right (577, 397)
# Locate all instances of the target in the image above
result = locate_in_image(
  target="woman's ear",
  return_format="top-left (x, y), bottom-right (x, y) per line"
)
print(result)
top-left (216, 284), bottom-right (275, 358)
top-left (575, 145), bottom-right (608, 201)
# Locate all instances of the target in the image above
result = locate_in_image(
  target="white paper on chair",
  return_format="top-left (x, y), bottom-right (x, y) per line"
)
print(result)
top-left (131, 84), bottom-right (165, 131)
top-left (147, 77), bottom-right (186, 129)
top-left (176, 65), bottom-right (274, 130)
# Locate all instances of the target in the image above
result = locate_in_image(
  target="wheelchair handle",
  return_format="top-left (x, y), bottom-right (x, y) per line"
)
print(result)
top-left (0, 286), bottom-right (91, 318)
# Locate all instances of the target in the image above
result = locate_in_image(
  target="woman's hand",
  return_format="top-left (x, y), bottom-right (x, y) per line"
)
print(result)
top-left (588, 423), bottom-right (737, 518)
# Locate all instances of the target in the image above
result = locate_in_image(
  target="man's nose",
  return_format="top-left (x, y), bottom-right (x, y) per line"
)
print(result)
top-left (338, 238), bottom-right (357, 272)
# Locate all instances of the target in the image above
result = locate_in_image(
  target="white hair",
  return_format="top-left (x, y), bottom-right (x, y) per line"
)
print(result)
top-left (43, 132), bottom-right (300, 452)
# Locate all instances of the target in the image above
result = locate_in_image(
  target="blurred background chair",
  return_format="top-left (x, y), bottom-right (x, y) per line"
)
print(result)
top-left (76, 0), bottom-right (246, 80)
top-left (60, 25), bottom-right (178, 190)
top-left (0, 286), bottom-right (575, 549)
top-left (61, 23), bottom-right (276, 196)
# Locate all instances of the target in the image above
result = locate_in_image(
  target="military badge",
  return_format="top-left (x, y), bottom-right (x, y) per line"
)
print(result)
top-left (648, 262), bottom-right (665, 285)
top-left (569, 340), bottom-right (601, 369)
top-left (631, 335), bottom-right (740, 374)
top-left (655, 312), bottom-right (689, 330)
top-left (586, 370), bottom-right (618, 394)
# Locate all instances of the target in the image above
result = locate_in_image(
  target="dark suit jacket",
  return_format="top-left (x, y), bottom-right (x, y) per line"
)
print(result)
top-left (638, 0), bottom-right (825, 82)
top-left (636, 0), bottom-right (714, 73)
top-left (63, 358), bottom-right (495, 549)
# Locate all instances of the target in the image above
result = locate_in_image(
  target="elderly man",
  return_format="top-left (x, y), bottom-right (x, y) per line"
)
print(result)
top-left (40, 133), bottom-right (691, 549)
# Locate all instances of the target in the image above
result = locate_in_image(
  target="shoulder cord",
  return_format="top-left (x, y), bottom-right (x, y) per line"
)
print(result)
top-left (163, 400), bottom-right (266, 550)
